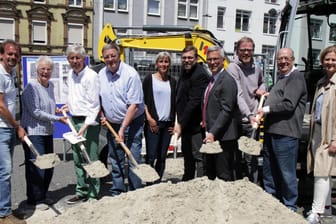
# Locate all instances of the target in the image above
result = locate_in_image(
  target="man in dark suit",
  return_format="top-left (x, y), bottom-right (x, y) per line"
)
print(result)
top-left (202, 45), bottom-right (240, 181)
top-left (175, 46), bottom-right (210, 181)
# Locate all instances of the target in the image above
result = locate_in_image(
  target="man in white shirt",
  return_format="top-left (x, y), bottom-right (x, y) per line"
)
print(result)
top-left (62, 44), bottom-right (101, 204)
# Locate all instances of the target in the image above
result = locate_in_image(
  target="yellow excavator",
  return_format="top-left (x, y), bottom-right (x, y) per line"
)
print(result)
top-left (97, 23), bottom-right (228, 66)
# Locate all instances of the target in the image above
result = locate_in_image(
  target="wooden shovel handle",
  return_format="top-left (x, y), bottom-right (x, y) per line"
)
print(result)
top-left (62, 110), bottom-right (92, 163)
top-left (252, 94), bottom-right (266, 129)
top-left (104, 120), bottom-right (139, 166)
top-left (23, 135), bottom-right (40, 157)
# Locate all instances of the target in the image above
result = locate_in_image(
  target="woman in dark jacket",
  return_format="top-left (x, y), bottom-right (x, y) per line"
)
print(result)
top-left (142, 52), bottom-right (176, 182)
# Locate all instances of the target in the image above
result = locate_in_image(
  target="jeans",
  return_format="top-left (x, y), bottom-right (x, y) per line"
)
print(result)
top-left (0, 128), bottom-right (16, 217)
top-left (144, 121), bottom-right (172, 180)
top-left (263, 133), bottom-right (299, 211)
top-left (107, 114), bottom-right (144, 196)
top-left (22, 135), bottom-right (54, 205)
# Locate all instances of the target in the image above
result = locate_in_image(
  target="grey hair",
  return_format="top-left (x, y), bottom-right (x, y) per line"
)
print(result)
top-left (155, 51), bottom-right (171, 64)
top-left (66, 43), bottom-right (86, 57)
top-left (207, 45), bottom-right (225, 58)
top-left (35, 55), bottom-right (53, 70)
top-left (102, 43), bottom-right (120, 56)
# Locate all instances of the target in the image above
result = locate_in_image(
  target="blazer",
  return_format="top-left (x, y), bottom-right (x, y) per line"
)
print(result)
top-left (204, 70), bottom-right (240, 141)
top-left (176, 63), bottom-right (210, 133)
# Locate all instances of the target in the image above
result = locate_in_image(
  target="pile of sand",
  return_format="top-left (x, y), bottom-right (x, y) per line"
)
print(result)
top-left (28, 177), bottom-right (306, 224)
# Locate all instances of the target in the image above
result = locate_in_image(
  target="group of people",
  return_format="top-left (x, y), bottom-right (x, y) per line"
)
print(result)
top-left (0, 36), bottom-right (335, 224)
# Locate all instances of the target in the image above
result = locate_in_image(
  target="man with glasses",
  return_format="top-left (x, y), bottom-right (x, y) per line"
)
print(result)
top-left (175, 46), bottom-right (210, 181)
top-left (202, 45), bottom-right (239, 181)
top-left (226, 37), bottom-right (266, 182)
top-left (255, 48), bottom-right (307, 212)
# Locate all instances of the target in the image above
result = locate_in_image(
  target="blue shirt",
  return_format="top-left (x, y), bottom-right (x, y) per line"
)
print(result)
top-left (0, 64), bottom-right (17, 128)
top-left (98, 61), bottom-right (144, 123)
top-left (21, 79), bottom-right (59, 135)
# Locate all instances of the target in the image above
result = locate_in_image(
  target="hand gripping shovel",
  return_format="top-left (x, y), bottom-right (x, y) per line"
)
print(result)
top-left (238, 94), bottom-right (266, 156)
top-left (62, 111), bottom-right (109, 178)
top-left (23, 135), bottom-right (61, 169)
top-left (103, 119), bottom-right (159, 183)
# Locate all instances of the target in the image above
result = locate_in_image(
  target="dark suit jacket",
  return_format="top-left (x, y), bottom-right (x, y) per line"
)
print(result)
top-left (204, 70), bottom-right (240, 141)
top-left (176, 63), bottom-right (210, 133)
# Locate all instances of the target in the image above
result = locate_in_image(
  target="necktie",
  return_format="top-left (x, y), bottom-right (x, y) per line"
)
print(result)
top-left (202, 77), bottom-right (214, 128)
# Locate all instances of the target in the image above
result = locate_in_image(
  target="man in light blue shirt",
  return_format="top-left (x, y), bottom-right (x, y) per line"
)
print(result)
top-left (99, 43), bottom-right (145, 196)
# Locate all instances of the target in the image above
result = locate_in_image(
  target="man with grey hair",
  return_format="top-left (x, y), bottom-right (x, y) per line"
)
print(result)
top-left (202, 46), bottom-right (240, 181)
top-left (98, 43), bottom-right (145, 196)
top-left (256, 47), bottom-right (307, 211)
top-left (62, 44), bottom-right (101, 204)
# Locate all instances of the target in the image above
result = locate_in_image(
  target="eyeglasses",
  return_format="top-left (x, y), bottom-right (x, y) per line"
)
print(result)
top-left (238, 49), bottom-right (254, 53)
top-left (206, 58), bottom-right (220, 62)
top-left (182, 56), bottom-right (195, 60)
top-left (277, 56), bottom-right (293, 62)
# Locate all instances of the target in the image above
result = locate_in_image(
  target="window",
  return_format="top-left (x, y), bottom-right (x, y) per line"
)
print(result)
top-left (265, 0), bottom-right (278, 3)
top-left (329, 25), bottom-right (336, 42)
top-left (312, 49), bottom-right (321, 67)
top-left (118, 0), bottom-right (127, 11)
top-left (68, 23), bottom-right (83, 45)
top-left (32, 21), bottom-right (47, 45)
top-left (235, 10), bottom-right (251, 32)
top-left (310, 19), bottom-right (323, 40)
top-left (178, 0), bottom-right (187, 17)
top-left (217, 7), bottom-right (225, 29)
top-left (262, 45), bottom-right (275, 65)
top-left (104, 0), bottom-right (115, 9)
top-left (34, 0), bottom-right (46, 3)
top-left (148, 0), bottom-right (160, 15)
top-left (178, 0), bottom-right (198, 19)
top-left (263, 13), bottom-right (276, 34)
top-left (0, 18), bottom-right (14, 42)
top-left (69, 0), bottom-right (82, 7)
top-left (189, 0), bottom-right (198, 19)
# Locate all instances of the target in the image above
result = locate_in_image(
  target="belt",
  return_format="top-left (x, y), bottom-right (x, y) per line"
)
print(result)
top-left (72, 116), bottom-right (86, 120)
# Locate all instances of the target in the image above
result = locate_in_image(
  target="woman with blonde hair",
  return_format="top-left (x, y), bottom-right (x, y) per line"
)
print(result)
top-left (142, 52), bottom-right (176, 182)
top-left (306, 45), bottom-right (336, 223)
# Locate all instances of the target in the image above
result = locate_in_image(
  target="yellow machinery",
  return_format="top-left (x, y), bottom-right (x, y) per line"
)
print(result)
top-left (98, 23), bottom-right (228, 67)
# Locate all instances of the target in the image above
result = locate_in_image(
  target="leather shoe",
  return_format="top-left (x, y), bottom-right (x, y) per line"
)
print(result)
top-left (66, 195), bottom-right (87, 205)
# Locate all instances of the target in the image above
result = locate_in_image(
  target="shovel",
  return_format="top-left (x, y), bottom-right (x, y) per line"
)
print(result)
top-left (238, 94), bottom-right (265, 156)
top-left (23, 135), bottom-right (61, 169)
top-left (103, 119), bottom-right (160, 183)
top-left (62, 111), bottom-right (110, 178)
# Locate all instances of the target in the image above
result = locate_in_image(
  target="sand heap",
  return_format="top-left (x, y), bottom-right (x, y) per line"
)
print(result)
top-left (31, 177), bottom-right (306, 224)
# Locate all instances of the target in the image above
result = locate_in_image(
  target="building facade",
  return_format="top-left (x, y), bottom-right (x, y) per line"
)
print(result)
top-left (0, 0), bottom-right (94, 57)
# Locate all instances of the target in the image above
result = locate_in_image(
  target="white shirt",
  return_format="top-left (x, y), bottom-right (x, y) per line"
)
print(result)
top-left (67, 66), bottom-right (100, 125)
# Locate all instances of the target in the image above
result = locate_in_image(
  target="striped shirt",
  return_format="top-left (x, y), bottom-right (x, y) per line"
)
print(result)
top-left (21, 79), bottom-right (60, 135)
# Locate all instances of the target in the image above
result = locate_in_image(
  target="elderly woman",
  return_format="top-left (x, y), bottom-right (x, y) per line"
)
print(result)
top-left (306, 46), bottom-right (336, 224)
top-left (21, 56), bottom-right (66, 210)
top-left (142, 52), bottom-right (176, 182)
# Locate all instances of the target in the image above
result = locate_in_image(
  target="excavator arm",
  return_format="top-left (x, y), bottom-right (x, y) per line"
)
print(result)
top-left (98, 23), bottom-right (225, 64)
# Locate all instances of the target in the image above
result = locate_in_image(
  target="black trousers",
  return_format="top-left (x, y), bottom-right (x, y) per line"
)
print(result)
top-left (181, 130), bottom-right (204, 181)
top-left (205, 140), bottom-right (237, 181)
